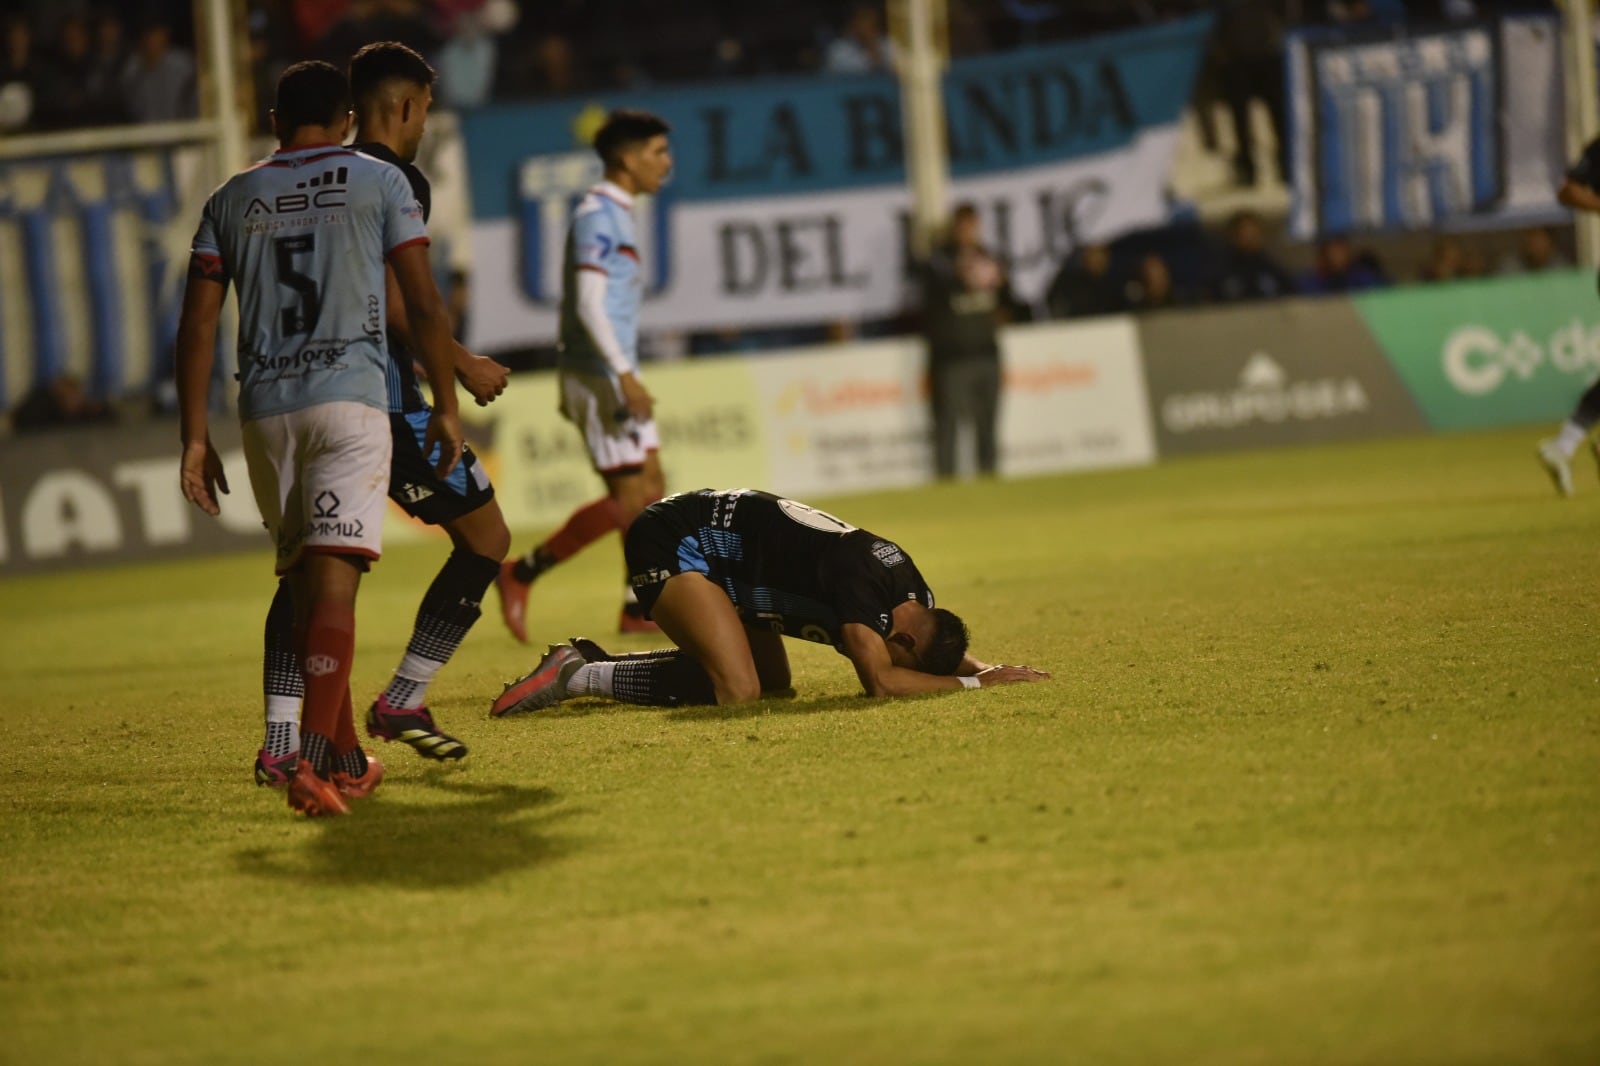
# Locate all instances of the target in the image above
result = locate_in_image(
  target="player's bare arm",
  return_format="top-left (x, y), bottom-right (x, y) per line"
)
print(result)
top-left (382, 266), bottom-right (506, 406)
top-left (174, 261), bottom-right (230, 516)
top-left (840, 623), bottom-right (1023, 696)
top-left (1557, 179), bottom-right (1600, 214)
top-left (388, 241), bottom-right (464, 476)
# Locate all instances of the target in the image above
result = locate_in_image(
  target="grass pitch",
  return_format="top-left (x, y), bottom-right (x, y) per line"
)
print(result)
top-left (2, 426), bottom-right (1597, 1065)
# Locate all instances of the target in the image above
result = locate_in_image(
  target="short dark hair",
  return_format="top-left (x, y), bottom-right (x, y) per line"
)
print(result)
top-left (349, 41), bottom-right (435, 108)
top-left (274, 61), bottom-right (350, 135)
top-left (593, 109), bottom-right (671, 168)
top-left (952, 202), bottom-right (979, 223)
top-left (921, 608), bottom-right (970, 676)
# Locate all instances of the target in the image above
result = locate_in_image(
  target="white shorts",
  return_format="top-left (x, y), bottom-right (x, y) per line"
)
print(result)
top-left (242, 401), bottom-right (392, 574)
top-left (559, 370), bottom-right (661, 475)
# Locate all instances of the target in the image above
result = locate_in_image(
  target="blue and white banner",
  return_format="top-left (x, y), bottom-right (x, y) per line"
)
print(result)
top-left (1289, 16), bottom-right (1568, 238)
top-left (0, 148), bottom-right (208, 411)
top-left (460, 17), bottom-right (1212, 351)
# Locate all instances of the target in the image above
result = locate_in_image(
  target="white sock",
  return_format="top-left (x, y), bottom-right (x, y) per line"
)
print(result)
top-left (264, 696), bottom-right (300, 755)
top-left (384, 652), bottom-right (443, 710)
top-left (566, 661), bottom-right (617, 698)
top-left (1555, 420), bottom-right (1588, 458)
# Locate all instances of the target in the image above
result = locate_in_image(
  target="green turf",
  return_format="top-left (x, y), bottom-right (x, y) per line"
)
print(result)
top-left (2, 426), bottom-right (1597, 1065)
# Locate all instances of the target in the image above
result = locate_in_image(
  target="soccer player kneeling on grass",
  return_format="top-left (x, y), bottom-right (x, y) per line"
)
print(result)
top-left (490, 489), bottom-right (1049, 715)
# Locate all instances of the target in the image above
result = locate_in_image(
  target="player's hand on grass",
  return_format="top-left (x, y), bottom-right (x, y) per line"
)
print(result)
top-left (619, 372), bottom-right (654, 421)
top-left (179, 438), bottom-right (229, 516)
top-left (976, 664), bottom-right (1051, 686)
top-left (425, 409), bottom-right (465, 478)
top-left (456, 352), bottom-right (509, 407)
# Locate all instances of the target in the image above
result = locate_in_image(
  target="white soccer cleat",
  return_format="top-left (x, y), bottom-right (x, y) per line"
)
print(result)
top-left (1538, 439), bottom-right (1574, 497)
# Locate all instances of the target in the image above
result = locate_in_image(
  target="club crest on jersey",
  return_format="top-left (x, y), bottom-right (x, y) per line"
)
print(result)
top-left (514, 150), bottom-right (671, 305)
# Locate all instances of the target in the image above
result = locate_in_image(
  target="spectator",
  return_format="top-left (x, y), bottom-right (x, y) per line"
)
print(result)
top-left (919, 203), bottom-right (1015, 480)
top-left (1212, 209), bottom-right (1295, 301)
top-left (121, 17), bottom-right (196, 123)
top-left (1045, 243), bottom-right (1122, 318)
top-left (1123, 253), bottom-right (1182, 313)
top-left (1327, 0), bottom-right (1406, 24)
top-left (11, 374), bottom-right (116, 433)
top-left (1300, 236), bottom-right (1389, 294)
top-left (1499, 226), bottom-right (1571, 275)
top-left (824, 4), bottom-right (895, 75)
top-left (86, 8), bottom-right (128, 121)
top-left (0, 16), bottom-right (45, 132)
top-left (434, 10), bottom-right (498, 109)
top-left (34, 15), bottom-right (121, 128)
top-left (1418, 236), bottom-right (1466, 283)
top-left (1214, 0), bottom-right (1289, 187)
top-left (320, 0), bottom-right (439, 70)
top-left (497, 32), bottom-right (583, 98)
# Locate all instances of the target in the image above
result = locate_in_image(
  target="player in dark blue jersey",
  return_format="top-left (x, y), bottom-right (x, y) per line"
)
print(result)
top-left (1538, 136), bottom-right (1600, 495)
top-left (490, 489), bottom-right (1049, 714)
top-left (253, 43), bottom-right (513, 784)
top-left (178, 61), bottom-right (466, 816)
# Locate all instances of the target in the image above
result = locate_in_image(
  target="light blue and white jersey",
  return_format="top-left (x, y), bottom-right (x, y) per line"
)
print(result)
top-left (557, 182), bottom-right (642, 379)
top-left (190, 144), bottom-right (429, 421)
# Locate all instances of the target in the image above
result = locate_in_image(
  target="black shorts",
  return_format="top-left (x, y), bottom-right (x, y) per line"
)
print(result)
top-left (624, 493), bottom-right (714, 613)
top-left (388, 409), bottom-right (495, 526)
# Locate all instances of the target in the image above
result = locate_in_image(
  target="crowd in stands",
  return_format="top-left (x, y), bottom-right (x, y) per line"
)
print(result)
top-left (1, 0), bottom-right (1565, 136)
top-left (0, 6), bottom-right (197, 132)
top-left (1041, 219), bottom-right (1572, 322)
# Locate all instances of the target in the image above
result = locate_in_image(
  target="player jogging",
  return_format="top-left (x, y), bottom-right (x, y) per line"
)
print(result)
top-left (177, 61), bottom-right (464, 816)
top-left (496, 110), bottom-right (673, 641)
top-left (1538, 135), bottom-right (1600, 495)
top-left (253, 43), bottom-right (512, 787)
top-left (490, 489), bottom-right (1049, 714)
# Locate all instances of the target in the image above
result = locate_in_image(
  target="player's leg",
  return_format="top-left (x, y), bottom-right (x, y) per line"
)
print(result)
top-left (649, 573), bottom-right (762, 703)
top-left (287, 553), bottom-right (361, 816)
top-left (498, 373), bottom-right (629, 639)
top-left (242, 415), bottom-right (317, 790)
top-left (744, 626), bottom-right (792, 694)
top-left (930, 359), bottom-right (959, 479)
top-left (1539, 378), bottom-right (1600, 496)
top-left (284, 401), bottom-right (392, 816)
top-left (370, 413), bottom-right (505, 758)
top-left (507, 573), bottom-right (752, 711)
top-left (606, 445), bottom-right (665, 633)
top-left (256, 577), bottom-right (303, 786)
top-left (971, 357), bottom-right (1002, 477)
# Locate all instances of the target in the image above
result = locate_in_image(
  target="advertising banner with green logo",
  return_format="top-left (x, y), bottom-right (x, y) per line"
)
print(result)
top-left (1353, 270), bottom-right (1600, 431)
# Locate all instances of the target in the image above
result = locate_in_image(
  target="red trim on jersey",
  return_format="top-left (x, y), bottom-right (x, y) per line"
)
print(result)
top-left (592, 186), bottom-right (633, 208)
top-left (617, 245), bottom-right (640, 263)
top-left (576, 263), bottom-right (608, 275)
top-left (272, 142), bottom-right (346, 155)
top-left (188, 252), bottom-right (228, 283)
top-left (385, 236), bottom-right (432, 258)
top-left (281, 545), bottom-right (380, 576)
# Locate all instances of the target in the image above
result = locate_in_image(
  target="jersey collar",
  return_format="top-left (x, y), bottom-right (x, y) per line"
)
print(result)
top-left (593, 180), bottom-right (634, 209)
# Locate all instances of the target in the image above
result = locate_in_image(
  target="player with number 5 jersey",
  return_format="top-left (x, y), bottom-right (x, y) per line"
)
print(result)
top-left (176, 60), bottom-right (465, 817)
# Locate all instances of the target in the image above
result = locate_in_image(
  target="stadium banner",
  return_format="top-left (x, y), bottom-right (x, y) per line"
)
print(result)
top-left (1353, 269), bottom-right (1600, 431)
top-left (492, 319), bottom-right (1154, 527)
top-left (459, 17), bottom-right (1213, 351)
top-left (0, 420), bottom-right (268, 575)
top-left (1287, 16), bottom-right (1568, 239)
top-left (482, 358), bottom-right (772, 532)
top-left (0, 147), bottom-right (205, 413)
top-left (1138, 298), bottom-right (1429, 457)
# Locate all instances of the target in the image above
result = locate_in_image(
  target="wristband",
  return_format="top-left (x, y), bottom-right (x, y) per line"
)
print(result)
top-left (959, 675), bottom-right (980, 689)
